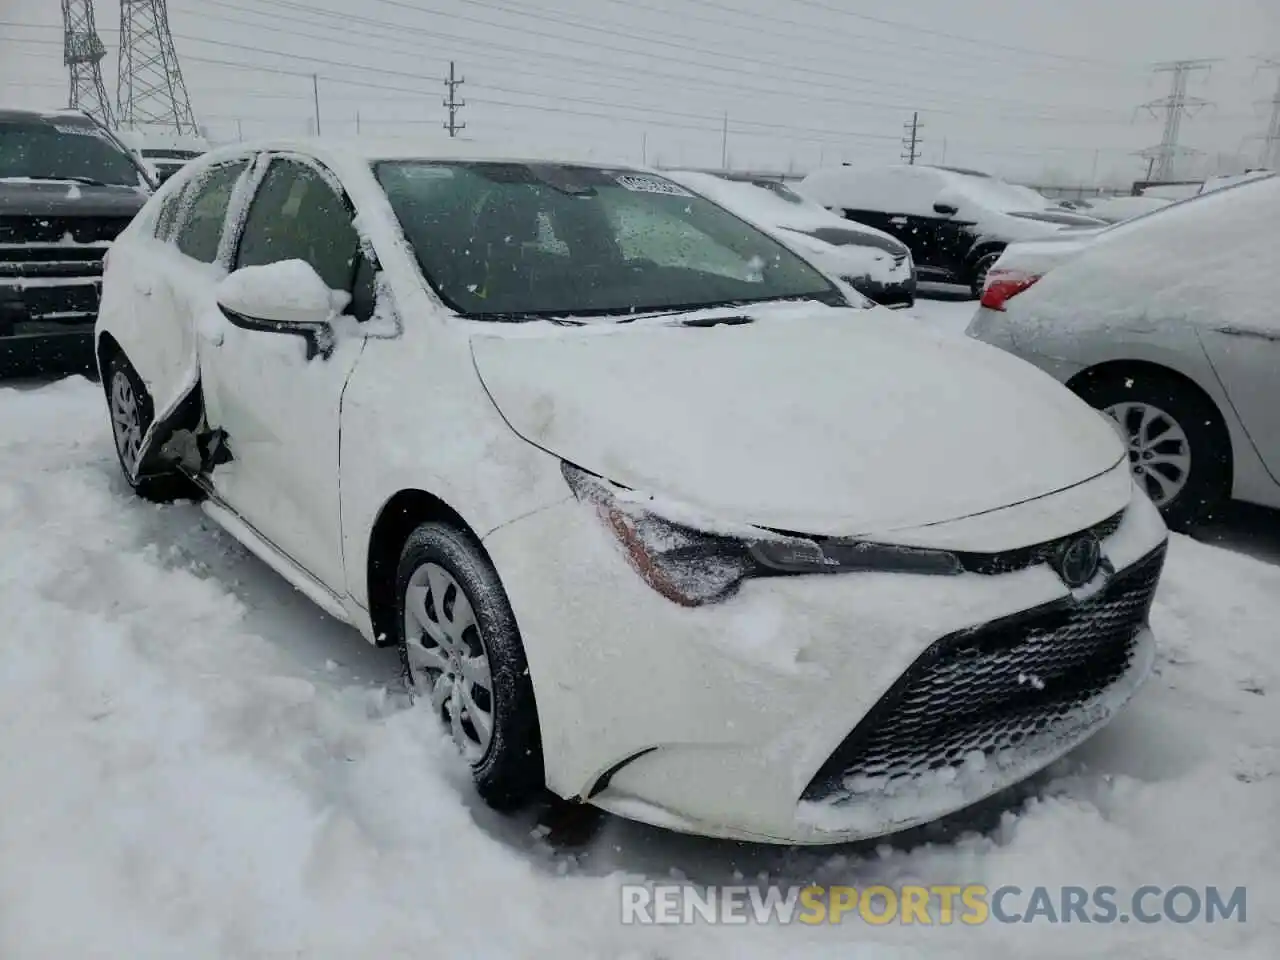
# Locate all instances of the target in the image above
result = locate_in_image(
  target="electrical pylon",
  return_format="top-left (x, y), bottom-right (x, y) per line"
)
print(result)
top-left (61, 0), bottom-right (113, 126)
top-left (117, 0), bottom-right (198, 133)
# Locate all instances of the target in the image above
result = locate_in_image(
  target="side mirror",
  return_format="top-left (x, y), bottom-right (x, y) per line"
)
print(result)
top-left (216, 259), bottom-right (342, 360)
top-left (933, 202), bottom-right (958, 216)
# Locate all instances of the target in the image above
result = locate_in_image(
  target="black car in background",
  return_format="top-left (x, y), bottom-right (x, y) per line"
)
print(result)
top-left (1, 108), bottom-right (153, 376)
top-left (798, 164), bottom-right (1103, 298)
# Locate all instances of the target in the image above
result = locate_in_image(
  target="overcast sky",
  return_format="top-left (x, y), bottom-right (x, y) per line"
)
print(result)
top-left (3, 0), bottom-right (1278, 183)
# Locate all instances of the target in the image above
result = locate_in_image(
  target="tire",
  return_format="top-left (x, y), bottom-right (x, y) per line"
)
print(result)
top-left (969, 250), bottom-right (1002, 299)
top-left (395, 522), bottom-right (543, 809)
top-left (104, 350), bottom-right (195, 503)
top-left (1073, 368), bottom-right (1231, 532)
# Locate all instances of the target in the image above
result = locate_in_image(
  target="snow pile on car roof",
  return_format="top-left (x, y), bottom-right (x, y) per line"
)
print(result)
top-left (1011, 173), bottom-right (1279, 333)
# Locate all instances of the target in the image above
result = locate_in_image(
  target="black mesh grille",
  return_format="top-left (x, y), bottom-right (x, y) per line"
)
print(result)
top-left (954, 510), bottom-right (1124, 577)
top-left (802, 543), bottom-right (1165, 802)
top-left (0, 216), bottom-right (130, 246)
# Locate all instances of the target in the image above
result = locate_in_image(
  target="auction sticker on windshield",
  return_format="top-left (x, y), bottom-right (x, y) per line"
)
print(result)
top-left (616, 174), bottom-right (693, 197)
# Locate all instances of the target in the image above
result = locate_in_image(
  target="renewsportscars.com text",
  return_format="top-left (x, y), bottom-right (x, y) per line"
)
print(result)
top-left (620, 884), bottom-right (1247, 926)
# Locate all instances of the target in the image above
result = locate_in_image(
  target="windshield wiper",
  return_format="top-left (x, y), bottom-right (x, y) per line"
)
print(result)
top-left (4, 175), bottom-right (112, 187)
top-left (467, 311), bottom-right (585, 325)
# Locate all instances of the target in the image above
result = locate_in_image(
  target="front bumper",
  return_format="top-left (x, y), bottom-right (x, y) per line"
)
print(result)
top-left (965, 306), bottom-right (1087, 384)
top-left (0, 278), bottom-right (100, 376)
top-left (846, 269), bottom-right (916, 309)
top-left (483, 486), bottom-right (1168, 844)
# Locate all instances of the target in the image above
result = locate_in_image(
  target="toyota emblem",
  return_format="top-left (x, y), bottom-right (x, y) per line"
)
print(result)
top-left (1055, 534), bottom-right (1103, 588)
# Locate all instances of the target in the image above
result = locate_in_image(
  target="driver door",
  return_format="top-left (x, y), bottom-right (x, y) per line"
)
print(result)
top-left (199, 154), bottom-right (373, 594)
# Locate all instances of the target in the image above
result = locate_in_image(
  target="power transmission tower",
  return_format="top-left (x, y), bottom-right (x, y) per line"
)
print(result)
top-left (901, 111), bottom-right (923, 165)
top-left (61, 0), bottom-right (113, 126)
top-left (443, 61), bottom-right (466, 137)
top-left (117, 0), bottom-right (197, 133)
top-left (1136, 59), bottom-right (1217, 181)
top-left (1254, 58), bottom-right (1280, 169)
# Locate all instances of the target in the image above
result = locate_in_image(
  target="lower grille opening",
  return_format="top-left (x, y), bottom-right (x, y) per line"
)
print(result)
top-left (802, 544), bottom-right (1166, 802)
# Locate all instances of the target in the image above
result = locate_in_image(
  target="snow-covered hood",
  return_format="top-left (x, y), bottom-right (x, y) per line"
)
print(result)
top-left (470, 305), bottom-right (1124, 536)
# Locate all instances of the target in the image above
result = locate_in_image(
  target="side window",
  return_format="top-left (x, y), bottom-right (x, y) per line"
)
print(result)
top-left (174, 161), bottom-right (249, 263)
top-left (154, 187), bottom-right (183, 241)
top-left (234, 158), bottom-right (360, 293)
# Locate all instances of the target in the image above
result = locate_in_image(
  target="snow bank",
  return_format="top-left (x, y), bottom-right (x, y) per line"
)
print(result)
top-left (1, 377), bottom-right (1277, 958)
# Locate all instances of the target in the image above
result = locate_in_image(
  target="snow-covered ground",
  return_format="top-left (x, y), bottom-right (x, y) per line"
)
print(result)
top-left (2, 342), bottom-right (1277, 957)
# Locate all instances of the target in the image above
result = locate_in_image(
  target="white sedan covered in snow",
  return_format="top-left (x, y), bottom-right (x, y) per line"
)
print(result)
top-left (96, 139), bottom-right (1168, 844)
top-left (969, 173), bottom-right (1280, 532)
top-left (661, 169), bottom-right (916, 307)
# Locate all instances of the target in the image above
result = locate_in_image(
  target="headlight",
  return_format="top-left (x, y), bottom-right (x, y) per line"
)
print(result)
top-left (562, 463), bottom-right (962, 606)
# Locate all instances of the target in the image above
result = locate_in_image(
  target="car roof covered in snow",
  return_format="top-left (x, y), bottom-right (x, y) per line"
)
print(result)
top-left (193, 136), bottom-right (647, 172)
top-left (0, 106), bottom-right (98, 125)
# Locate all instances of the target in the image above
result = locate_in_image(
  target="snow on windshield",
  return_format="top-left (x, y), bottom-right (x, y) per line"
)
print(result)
top-left (374, 160), bottom-right (840, 319)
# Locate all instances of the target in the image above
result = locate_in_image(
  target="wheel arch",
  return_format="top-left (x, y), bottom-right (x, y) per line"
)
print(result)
top-left (1067, 358), bottom-right (1235, 488)
top-left (365, 488), bottom-right (491, 648)
top-left (966, 241), bottom-right (1006, 270)
top-left (95, 330), bottom-right (123, 385)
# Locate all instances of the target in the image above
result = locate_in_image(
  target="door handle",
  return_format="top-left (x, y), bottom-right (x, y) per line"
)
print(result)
top-left (1214, 325), bottom-right (1280, 343)
top-left (889, 216), bottom-right (908, 225)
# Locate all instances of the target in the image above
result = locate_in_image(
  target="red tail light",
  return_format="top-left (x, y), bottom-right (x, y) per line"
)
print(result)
top-left (980, 271), bottom-right (1041, 311)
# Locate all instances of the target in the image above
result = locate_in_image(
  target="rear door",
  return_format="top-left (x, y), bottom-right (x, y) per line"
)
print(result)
top-left (111, 154), bottom-right (258, 467)
top-left (1200, 319), bottom-right (1280, 479)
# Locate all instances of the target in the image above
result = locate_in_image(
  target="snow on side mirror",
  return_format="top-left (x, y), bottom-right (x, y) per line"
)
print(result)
top-left (216, 260), bottom-right (346, 360)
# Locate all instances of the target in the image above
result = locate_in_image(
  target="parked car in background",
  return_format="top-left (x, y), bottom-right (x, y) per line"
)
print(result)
top-left (97, 139), bottom-right (1167, 845)
top-left (116, 129), bottom-right (209, 184)
top-left (968, 172), bottom-right (1279, 530)
top-left (1078, 194), bottom-right (1173, 224)
top-left (663, 169), bottom-right (916, 307)
top-left (1198, 169), bottom-right (1272, 195)
top-left (1, 107), bottom-right (153, 375)
top-left (798, 164), bottom-right (1104, 297)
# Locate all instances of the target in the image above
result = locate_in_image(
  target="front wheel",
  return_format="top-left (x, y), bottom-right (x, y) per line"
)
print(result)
top-left (1073, 369), bottom-right (1231, 531)
top-left (104, 351), bottom-right (194, 503)
top-left (395, 522), bottom-right (543, 809)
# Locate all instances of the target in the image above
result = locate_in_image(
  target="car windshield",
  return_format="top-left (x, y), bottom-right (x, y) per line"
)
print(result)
top-left (0, 119), bottom-right (143, 187)
top-left (376, 160), bottom-right (843, 319)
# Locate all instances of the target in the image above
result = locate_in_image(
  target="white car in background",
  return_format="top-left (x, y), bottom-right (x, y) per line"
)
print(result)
top-left (968, 172), bottom-right (1280, 531)
top-left (662, 169), bottom-right (916, 307)
top-left (96, 139), bottom-right (1167, 844)
top-left (1078, 194), bottom-right (1173, 224)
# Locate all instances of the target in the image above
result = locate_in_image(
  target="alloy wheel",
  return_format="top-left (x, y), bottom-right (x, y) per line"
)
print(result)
top-left (403, 561), bottom-right (495, 762)
top-left (1104, 400), bottom-right (1192, 507)
top-left (109, 369), bottom-right (144, 474)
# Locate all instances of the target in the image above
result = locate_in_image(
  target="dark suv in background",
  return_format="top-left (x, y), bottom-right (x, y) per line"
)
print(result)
top-left (1, 108), bottom-right (153, 376)
top-left (798, 164), bottom-right (1103, 298)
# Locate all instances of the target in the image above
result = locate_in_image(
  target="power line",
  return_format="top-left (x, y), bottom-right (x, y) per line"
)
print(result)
top-left (503, 0), bottom-right (1138, 74)
top-left (784, 0), bottom-right (1130, 66)
top-left (170, 0), bottom-right (1138, 123)
top-left (4, 13), bottom-right (1143, 128)
top-left (357, 0), bottom-right (1139, 116)
top-left (0, 30), bottom-right (1187, 161)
